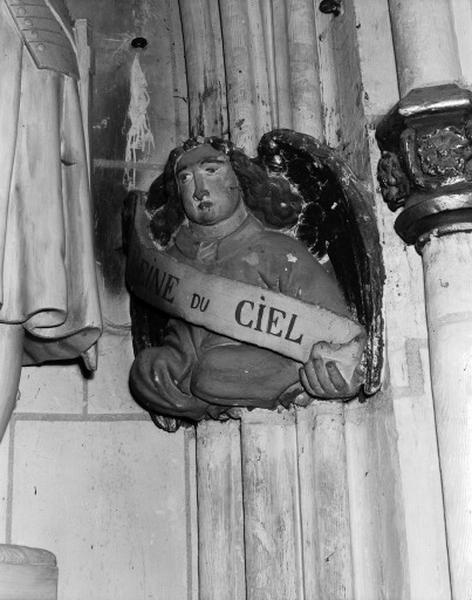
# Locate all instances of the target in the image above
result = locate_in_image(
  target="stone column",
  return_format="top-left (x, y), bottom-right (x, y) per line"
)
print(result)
top-left (377, 83), bottom-right (472, 599)
top-left (388, 0), bottom-right (461, 96)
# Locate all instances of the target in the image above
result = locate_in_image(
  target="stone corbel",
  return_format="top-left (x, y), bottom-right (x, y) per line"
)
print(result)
top-left (376, 83), bottom-right (472, 246)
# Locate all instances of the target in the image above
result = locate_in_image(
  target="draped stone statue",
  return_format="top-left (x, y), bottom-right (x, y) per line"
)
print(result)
top-left (0, 0), bottom-right (102, 437)
top-left (124, 132), bottom-right (384, 431)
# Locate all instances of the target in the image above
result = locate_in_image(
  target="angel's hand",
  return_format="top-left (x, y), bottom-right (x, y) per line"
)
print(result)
top-left (299, 337), bottom-right (365, 400)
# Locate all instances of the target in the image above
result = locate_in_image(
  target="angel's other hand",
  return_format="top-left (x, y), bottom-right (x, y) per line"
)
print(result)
top-left (299, 338), bottom-right (365, 400)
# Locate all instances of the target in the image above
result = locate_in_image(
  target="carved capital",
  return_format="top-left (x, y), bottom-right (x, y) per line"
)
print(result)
top-left (376, 84), bottom-right (472, 245)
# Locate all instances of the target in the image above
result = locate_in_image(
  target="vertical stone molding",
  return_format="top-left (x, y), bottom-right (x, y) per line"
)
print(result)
top-left (377, 83), bottom-right (472, 599)
top-left (196, 421), bottom-right (245, 600)
top-left (388, 1), bottom-right (460, 96)
top-left (296, 403), bottom-right (353, 599)
top-left (286, 0), bottom-right (323, 137)
top-left (178, 0), bottom-right (324, 149)
top-left (218, 0), bottom-right (271, 152)
top-left (241, 410), bottom-right (303, 600)
top-left (178, 0), bottom-right (227, 138)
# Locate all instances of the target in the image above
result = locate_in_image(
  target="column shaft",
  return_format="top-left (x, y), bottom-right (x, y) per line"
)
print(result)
top-left (388, 0), bottom-right (461, 95)
top-left (422, 231), bottom-right (472, 598)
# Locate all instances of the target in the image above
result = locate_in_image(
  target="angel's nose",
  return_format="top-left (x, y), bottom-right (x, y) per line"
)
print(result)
top-left (193, 173), bottom-right (209, 201)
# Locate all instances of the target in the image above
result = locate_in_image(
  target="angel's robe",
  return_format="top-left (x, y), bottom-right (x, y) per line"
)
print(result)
top-left (129, 207), bottom-right (350, 421)
top-left (0, 0), bottom-right (101, 364)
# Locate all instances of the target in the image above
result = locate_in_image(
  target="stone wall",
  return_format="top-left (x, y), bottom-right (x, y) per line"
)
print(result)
top-left (1, 363), bottom-right (196, 599)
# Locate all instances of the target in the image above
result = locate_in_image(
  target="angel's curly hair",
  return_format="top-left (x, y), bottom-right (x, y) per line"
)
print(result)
top-left (146, 136), bottom-right (303, 246)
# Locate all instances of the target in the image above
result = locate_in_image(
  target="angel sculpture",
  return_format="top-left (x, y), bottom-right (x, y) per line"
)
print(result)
top-left (123, 130), bottom-right (384, 432)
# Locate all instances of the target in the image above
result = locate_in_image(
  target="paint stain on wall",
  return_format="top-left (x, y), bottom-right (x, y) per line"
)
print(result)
top-left (123, 54), bottom-right (155, 189)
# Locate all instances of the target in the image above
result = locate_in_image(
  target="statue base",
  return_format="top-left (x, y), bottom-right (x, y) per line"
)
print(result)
top-left (0, 543), bottom-right (57, 600)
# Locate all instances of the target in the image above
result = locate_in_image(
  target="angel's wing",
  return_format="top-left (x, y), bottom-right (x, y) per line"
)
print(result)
top-left (257, 129), bottom-right (385, 395)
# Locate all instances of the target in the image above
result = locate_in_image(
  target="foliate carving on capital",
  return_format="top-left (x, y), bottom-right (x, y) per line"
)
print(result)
top-left (417, 126), bottom-right (472, 179)
top-left (405, 123), bottom-right (472, 186)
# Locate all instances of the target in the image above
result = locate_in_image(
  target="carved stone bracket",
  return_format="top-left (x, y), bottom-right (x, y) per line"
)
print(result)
top-left (376, 84), bottom-right (472, 245)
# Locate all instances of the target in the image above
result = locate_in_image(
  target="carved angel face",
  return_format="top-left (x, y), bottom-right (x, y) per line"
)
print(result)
top-left (175, 144), bottom-right (243, 225)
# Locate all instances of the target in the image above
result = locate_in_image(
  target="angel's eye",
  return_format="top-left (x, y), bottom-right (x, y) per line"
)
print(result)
top-left (204, 165), bottom-right (220, 174)
top-left (179, 172), bottom-right (192, 184)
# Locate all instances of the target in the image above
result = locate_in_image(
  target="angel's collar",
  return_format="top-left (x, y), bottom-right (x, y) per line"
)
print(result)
top-left (174, 207), bottom-right (262, 259)
top-left (187, 202), bottom-right (248, 242)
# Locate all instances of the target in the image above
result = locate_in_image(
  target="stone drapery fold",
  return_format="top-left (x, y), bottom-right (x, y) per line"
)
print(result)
top-left (0, 0), bottom-right (102, 364)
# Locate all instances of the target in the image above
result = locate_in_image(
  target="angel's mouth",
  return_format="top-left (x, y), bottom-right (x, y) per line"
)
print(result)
top-left (198, 201), bottom-right (213, 210)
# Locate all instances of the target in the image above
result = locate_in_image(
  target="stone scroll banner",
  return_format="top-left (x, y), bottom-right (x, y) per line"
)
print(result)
top-left (126, 204), bottom-right (363, 365)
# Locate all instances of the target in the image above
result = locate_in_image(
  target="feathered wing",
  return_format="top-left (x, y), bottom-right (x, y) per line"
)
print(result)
top-left (257, 129), bottom-right (385, 395)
